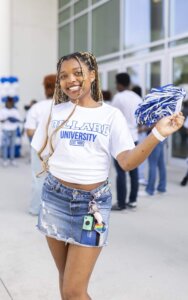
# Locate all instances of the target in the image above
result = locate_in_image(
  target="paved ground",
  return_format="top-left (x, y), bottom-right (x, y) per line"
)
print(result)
top-left (0, 157), bottom-right (188, 300)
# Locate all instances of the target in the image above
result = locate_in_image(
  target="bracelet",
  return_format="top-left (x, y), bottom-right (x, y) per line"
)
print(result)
top-left (152, 127), bottom-right (166, 142)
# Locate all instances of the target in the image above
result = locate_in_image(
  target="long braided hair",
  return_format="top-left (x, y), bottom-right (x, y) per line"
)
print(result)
top-left (37, 52), bottom-right (103, 176)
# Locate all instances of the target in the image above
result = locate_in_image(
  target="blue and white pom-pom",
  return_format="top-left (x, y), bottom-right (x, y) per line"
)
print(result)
top-left (135, 84), bottom-right (186, 127)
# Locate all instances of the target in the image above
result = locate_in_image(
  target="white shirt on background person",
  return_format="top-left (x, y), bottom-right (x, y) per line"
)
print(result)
top-left (24, 99), bottom-right (53, 131)
top-left (112, 90), bottom-right (142, 142)
top-left (0, 107), bottom-right (21, 131)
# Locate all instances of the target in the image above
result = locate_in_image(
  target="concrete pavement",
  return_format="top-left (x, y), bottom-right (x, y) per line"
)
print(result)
top-left (0, 158), bottom-right (188, 300)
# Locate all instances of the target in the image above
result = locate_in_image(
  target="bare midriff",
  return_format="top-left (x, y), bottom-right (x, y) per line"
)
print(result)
top-left (55, 177), bottom-right (106, 191)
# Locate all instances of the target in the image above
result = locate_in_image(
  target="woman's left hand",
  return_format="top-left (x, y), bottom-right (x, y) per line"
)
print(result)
top-left (155, 112), bottom-right (185, 137)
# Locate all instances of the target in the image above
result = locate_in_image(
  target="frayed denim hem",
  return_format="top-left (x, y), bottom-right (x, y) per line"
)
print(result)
top-left (36, 225), bottom-right (108, 248)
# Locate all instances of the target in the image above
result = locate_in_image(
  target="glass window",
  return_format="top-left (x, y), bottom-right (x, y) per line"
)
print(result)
top-left (170, 0), bottom-right (188, 36)
top-left (169, 37), bottom-right (188, 48)
top-left (92, 0), bottom-right (120, 57)
top-left (107, 70), bottom-right (118, 97)
top-left (172, 55), bottom-right (188, 159)
top-left (127, 65), bottom-right (141, 86)
top-left (58, 8), bottom-right (71, 23)
top-left (59, 0), bottom-right (70, 9)
top-left (124, 0), bottom-right (164, 49)
top-left (92, 0), bottom-right (101, 4)
top-left (145, 61), bottom-right (161, 94)
top-left (74, 15), bottom-right (88, 52)
top-left (99, 72), bottom-right (103, 89)
top-left (74, 0), bottom-right (88, 14)
top-left (59, 25), bottom-right (70, 57)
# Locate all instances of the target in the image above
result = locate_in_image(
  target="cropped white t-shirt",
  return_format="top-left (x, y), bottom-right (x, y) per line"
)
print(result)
top-left (31, 101), bottom-right (135, 184)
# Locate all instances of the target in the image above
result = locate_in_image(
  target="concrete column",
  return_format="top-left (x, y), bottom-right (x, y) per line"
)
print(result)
top-left (0, 0), bottom-right (11, 76)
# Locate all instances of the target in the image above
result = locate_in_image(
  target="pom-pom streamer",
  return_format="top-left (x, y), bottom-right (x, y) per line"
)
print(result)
top-left (135, 84), bottom-right (186, 127)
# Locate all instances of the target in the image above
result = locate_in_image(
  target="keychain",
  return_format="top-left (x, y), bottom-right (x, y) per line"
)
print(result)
top-left (88, 200), bottom-right (103, 224)
top-left (82, 215), bottom-right (94, 231)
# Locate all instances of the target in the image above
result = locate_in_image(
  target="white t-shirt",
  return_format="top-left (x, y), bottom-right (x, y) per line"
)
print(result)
top-left (112, 90), bottom-right (142, 142)
top-left (31, 101), bottom-right (135, 184)
top-left (24, 99), bottom-right (53, 130)
top-left (0, 107), bottom-right (21, 131)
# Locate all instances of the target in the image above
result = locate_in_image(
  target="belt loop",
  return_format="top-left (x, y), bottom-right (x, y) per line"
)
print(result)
top-left (54, 182), bottom-right (61, 192)
top-left (72, 189), bottom-right (79, 200)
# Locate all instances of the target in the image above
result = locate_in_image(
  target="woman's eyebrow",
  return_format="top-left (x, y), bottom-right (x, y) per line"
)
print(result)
top-left (60, 67), bottom-right (82, 74)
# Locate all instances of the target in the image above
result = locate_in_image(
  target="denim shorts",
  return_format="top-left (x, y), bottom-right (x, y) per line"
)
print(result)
top-left (37, 173), bottom-right (112, 247)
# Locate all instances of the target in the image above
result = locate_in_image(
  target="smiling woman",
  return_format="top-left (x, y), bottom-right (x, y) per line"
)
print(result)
top-left (30, 51), bottom-right (184, 300)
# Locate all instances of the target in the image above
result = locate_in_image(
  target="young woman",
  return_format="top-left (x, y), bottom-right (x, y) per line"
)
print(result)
top-left (31, 52), bottom-right (184, 300)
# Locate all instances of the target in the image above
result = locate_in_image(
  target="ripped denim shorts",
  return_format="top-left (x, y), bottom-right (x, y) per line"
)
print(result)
top-left (37, 172), bottom-right (112, 247)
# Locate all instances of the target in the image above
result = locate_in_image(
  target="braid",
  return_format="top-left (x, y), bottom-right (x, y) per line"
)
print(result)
top-left (78, 52), bottom-right (103, 102)
top-left (53, 57), bottom-right (69, 104)
top-left (89, 54), bottom-right (103, 102)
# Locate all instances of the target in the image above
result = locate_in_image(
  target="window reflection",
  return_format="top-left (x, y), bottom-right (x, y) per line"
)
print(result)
top-left (170, 0), bottom-right (188, 36)
top-left (127, 65), bottom-right (141, 86)
top-left (74, 0), bottom-right (88, 14)
top-left (92, 0), bottom-right (120, 56)
top-left (59, 0), bottom-right (69, 9)
top-left (172, 55), bottom-right (188, 159)
top-left (59, 25), bottom-right (70, 57)
top-left (74, 15), bottom-right (88, 52)
top-left (124, 0), bottom-right (164, 49)
top-left (107, 70), bottom-right (117, 97)
top-left (145, 61), bottom-right (161, 94)
top-left (58, 8), bottom-right (70, 23)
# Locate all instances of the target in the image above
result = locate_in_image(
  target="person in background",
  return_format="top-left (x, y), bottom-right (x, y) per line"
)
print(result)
top-left (111, 73), bottom-right (142, 210)
top-left (24, 99), bottom-right (38, 112)
top-left (24, 74), bottom-right (56, 215)
top-left (102, 90), bottom-right (112, 104)
top-left (0, 97), bottom-right (21, 167)
top-left (132, 85), bottom-right (148, 186)
top-left (23, 99), bottom-right (38, 142)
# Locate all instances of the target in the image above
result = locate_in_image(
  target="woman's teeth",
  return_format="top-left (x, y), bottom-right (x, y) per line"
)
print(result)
top-left (69, 86), bottom-right (80, 91)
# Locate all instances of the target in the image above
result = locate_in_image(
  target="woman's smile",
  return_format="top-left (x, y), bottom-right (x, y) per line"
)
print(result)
top-left (68, 85), bottom-right (81, 92)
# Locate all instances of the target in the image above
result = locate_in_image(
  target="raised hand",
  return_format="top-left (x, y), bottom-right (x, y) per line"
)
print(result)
top-left (155, 112), bottom-right (185, 137)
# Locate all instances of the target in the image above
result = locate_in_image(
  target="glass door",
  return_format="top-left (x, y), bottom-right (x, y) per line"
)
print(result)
top-left (99, 63), bottom-right (120, 101)
top-left (125, 57), bottom-right (163, 97)
top-left (145, 60), bottom-right (161, 94)
top-left (170, 53), bottom-right (188, 160)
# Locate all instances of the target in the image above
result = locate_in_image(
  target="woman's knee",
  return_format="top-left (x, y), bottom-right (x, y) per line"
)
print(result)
top-left (62, 284), bottom-right (87, 300)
